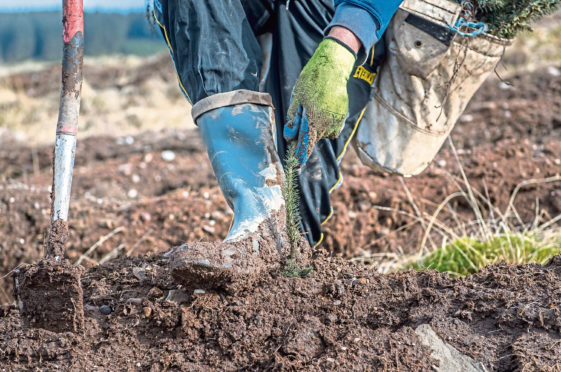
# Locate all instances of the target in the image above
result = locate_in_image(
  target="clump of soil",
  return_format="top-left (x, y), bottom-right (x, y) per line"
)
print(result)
top-left (13, 258), bottom-right (84, 333)
top-left (1, 254), bottom-right (560, 370)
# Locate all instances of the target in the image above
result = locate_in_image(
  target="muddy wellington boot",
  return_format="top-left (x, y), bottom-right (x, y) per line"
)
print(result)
top-left (165, 93), bottom-right (309, 293)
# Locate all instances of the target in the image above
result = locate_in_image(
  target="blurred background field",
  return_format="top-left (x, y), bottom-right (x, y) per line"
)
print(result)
top-left (0, 0), bottom-right (196, 145)
top-left (0, 6), bottom-right (559, 145)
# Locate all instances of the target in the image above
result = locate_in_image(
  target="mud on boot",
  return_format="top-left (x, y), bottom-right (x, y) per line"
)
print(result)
top-left (165, 91), bottom-right (310, 293)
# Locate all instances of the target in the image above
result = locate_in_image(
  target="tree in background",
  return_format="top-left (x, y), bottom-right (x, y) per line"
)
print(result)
top-left (0, 11), bottom-right (163, 62)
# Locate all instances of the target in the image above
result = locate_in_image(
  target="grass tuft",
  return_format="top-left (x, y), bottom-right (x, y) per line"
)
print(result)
top-left (365, 138), bottom-right (561, 278)
top-left (409, 232), bottom-right (561, 277)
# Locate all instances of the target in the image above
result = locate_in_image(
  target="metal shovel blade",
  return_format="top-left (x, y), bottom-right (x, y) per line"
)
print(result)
top-left (13, 0), bottom-right (85, 333)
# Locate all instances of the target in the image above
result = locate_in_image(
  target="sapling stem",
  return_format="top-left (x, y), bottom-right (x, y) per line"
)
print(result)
top-left (281, 143), bottom-right (313, 278)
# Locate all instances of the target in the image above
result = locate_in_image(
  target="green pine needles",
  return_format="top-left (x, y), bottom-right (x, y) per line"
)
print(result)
top-left (473, 0), bottom-right (561, 38)
top-left (283, 143), bottom-right (302, 249)
top-left (281, 143), bottom-right (313, 278)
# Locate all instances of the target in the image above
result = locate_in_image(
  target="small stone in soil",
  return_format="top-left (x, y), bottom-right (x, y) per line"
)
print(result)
top-left (100, 305), bottom-right (112, 315)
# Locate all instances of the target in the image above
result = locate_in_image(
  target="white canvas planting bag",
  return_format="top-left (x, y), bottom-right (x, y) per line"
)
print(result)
top-left (353, 0), bottom-right (512, 176)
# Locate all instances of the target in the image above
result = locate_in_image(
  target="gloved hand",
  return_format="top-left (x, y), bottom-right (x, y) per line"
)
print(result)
top-left (284, 37), bottom-right (356, 164)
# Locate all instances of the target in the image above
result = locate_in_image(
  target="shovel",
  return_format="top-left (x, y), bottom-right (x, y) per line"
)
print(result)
top-left (14, 0), bottom-right (85, 333)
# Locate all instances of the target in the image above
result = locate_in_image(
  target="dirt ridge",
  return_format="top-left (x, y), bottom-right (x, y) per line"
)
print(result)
top-left (1, 255), bottom-right (560, 371)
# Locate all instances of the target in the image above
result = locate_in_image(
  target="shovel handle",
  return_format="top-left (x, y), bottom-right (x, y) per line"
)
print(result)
top-left (58, 0), bottom-right (84, 136)
top-left (46, 0), bottom-right (84, 258)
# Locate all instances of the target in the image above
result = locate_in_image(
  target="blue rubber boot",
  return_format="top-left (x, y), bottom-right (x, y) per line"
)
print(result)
top-left (166, 92), bottom-right (308, 293)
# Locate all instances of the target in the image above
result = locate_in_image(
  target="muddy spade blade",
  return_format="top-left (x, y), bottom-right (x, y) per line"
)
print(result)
top-left (14, 0), bottom-right (85, 333)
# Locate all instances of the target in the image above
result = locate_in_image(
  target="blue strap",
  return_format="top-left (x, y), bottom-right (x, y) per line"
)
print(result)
top-left (448, 17), bottom-right (488, 37)
top-left (448, 1), bottom-right (488, 37)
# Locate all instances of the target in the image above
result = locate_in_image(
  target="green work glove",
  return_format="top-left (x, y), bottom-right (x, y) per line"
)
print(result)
top-left (284, 38), bottom-right (356, 164)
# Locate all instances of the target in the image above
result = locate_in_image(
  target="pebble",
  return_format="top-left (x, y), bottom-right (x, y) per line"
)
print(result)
top-left (324, 314), bottom-right (337, 325)
top-left (147, 287), bottom-right (164, 299)
top-left (118, 163), bottom-right (132, 176)
top-left (165, 290), bottom-right (191, 304)
top-left (202, 225), bottom-right (216, 234)
top-left (132, 267), bottom-right (147, 281)
top-left (127, 189), bottom-right (138, 199)
top-left (116, 136), bottom-right (134, 145)
top-left (161, 150), bottom-right (176, 162)
top-left (131, 174), bottom-right (140, 183)
top-left (193, 289), bottom-right (206, 295)
top-left (547, 66), bottom-right (561, 77)
top-left (459, 114), bottom-right (473, 123)
top-left (99, 305), bottom-right (112, 315)
top-left (143, 307), bottom-right (152, 318)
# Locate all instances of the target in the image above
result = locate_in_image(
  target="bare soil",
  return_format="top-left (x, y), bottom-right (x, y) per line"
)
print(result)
top-left (0, 64), bottom-right (560, 370)
top-left (2, 254), bottom-right (561, 371)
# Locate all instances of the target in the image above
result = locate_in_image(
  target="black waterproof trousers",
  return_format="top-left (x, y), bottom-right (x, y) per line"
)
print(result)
top-left (153, 0), bottom-right (385, 247)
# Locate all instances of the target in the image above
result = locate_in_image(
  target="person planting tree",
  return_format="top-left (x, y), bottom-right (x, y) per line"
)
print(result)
top-left (152, 0), bottom-right (559, 293)
top-left (153, 0), bottom-right (401, 292)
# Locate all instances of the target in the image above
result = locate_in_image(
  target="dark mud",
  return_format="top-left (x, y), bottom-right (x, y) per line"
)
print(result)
top-left (1, 255), bottom-right (560, 370)
top-left (13, 258), bottom-right (84, 333)
top-left (45, 219), bottom-right (69, 258)
top-left (169, 209), bottom-right (310, 295)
